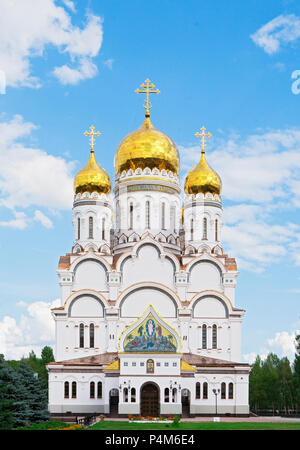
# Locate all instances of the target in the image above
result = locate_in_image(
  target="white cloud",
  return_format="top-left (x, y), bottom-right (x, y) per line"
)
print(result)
top-left (267, 331), bottom-right (298, 360)
top-left (0, 0), bottom-right (103, 87)
top-left (251, 14), bottom-right (300, 54)
top-left (62, 0), bottom-right (76, 13)
top-left (0, 115), bottom-right (74, 216)
top-left (0, 298), bottom-right (60, 359)
top-left (243, 329), bottom-right (299, 364)
top-left (179, 126), bottom-right (300, 271)
top-left (103, 59), bottom-right (114, 70)
top-left (53, 57), bottom-right (98, 85)
top-left (33, 210), bottom-right (53, 229)
top-left (0, 211), bottom-right (28, 229)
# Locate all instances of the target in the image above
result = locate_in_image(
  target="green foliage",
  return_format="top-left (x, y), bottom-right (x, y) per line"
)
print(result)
top-left (0, 347), bottom-right (54, 429)
top-left (250, 336), bottom-right (300, 412)
top-left (0, 354), bottom-right (16, 429)
top-left (172, 415), bottom-right (181, 428)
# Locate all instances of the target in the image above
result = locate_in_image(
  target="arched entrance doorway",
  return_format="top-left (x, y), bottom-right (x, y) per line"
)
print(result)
top-left (109, 389), bottom-right (119, 417)
top-left (140, 383), bottom-right (159, 417)
top-left (181, 389), bottom-right (190, 418)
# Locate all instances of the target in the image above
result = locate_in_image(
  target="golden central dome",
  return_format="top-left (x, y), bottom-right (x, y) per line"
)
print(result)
top-left (114, 115), bottom-right (180, 175)
top-left (184, 150), bottom-right (221, 195)
top-left (74, 150), bottom-right (111, 194)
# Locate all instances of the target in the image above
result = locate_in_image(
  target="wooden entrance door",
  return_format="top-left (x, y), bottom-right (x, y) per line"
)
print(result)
top-left (140, 383), bottom-right (159, 417)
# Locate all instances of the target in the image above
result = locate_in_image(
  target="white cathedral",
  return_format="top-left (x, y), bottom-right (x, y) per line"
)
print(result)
top-left (47, 79), bottom-right (250, 417)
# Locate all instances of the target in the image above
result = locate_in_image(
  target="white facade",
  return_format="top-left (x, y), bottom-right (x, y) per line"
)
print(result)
top-left (47, 125), bottom-right (250, 418)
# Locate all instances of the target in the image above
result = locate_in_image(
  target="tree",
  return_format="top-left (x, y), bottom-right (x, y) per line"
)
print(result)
top-left (0, 354), bottom-right (16, 429)
top-left (41, 346), bottom-right (54, 365)
top-left (13, 361), bottom-right (49, 427)
top-left (293, 334), bottom-right (300, 409)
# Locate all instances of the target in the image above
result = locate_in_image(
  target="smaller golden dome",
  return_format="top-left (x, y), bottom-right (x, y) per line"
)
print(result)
top-left (184, 150), bottom-right (221, 195)
top-left (74, 149), bottom-right (111, 195)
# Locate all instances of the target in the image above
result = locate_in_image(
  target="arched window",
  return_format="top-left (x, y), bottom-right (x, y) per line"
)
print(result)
top-left (221, 382), bottom-right (226, 399)
top-left (97, 382), bottom-right (102, 399)
top-left (102, 217), bottom-right (105, 240)
top-left (129, 203), bottom-right (133, 230)
top-left (161, 203), bottom-right (166, 230)
top-left (195, 382), bottom-right (201, 399)
top-left (79, 323), bottom-right (84, 348)
top-left (172, 388), bottom-right (177, 403)
top-left (212, 324), bottom-right (217, 349)
top-left (164, 388), bottom-right (169, 403)
top-left (89, 217), bottom-right (93, 239)
top-left (77, 218), bottom-right (80, 240)
top-left (146, 359), bottom-right (154, 374)
top-left (202, 324), bottom-right (207, 349)
top-left (64, 381), bottom-right (69, 398)
top-left (123, 387), bottom-right (128, 403)
top-left (145, 201), bottom-right (150, 229)
top-left (90, 382), bottom-right (95, 399)
top-left (203, 382), bottom-right (208, 399)
top-left (229, 383), bottom-right (234, 399)
top-left (90, 323), bottom-right (94, 348)
top-left (215, 219), bottom-right (218, 241)
top-left (190, 218), bottom-right (194, 241)
top-left (131, 388), bottom-right (136, 403)
top-left (203, 218), bottom-right (207, 240)
top-left (72, 381), bottom-right (77, 399)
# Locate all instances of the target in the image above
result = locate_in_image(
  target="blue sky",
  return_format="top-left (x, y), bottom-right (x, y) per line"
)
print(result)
top-left (0, 0), bottom-right (300, 362)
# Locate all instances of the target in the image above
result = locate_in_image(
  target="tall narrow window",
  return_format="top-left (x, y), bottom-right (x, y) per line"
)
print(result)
top-left (131, 388), bottom-right (136, 403)
top-left (123, 387), bottom-right (128, 403)
top-left (97, 382), bottom-right (103, 399)
top-left (79, 323), bottom-right (84, 348)
top-left (64, 381), bottom-right (69, 398)
top-left (77, 218), bottom-right (81, 240)
top-left (203, 218), bottom-right (207, 240)
top-left (116, 200), bottom-right (120, 231)
top-left (170, 205), bottom-right (176, 232)
top-left (145, 201), bottom-right (150, 229)
top-left (72, 382), bottom-right (77, 399)
top-left (161, 203), bottom-right (166, 230)
top-left (172, 388), bottom-right (177, 403)
top-left (129, 203), bottom-right (133, 230)
top-left (190, 218), bottom-right (194, 241)
top-left (212, 324), bottom-right (217, 349)
top-left (229, 383), bottom-right (234, 399)
top-left (196, 382), bottom-right (201, 399)
top-left (203, 382), bottom-right (208, 399)
top-left (215, 219), bottom-right (218, 241)
top-left (90, 323), bottom-right (94, 348)
top-left (90, 382), bottom-right (95, 399)
top-left (202, 324), bottom-right (207, 349)
top-left (164, 388), bottom-right (169, 403)
top-left (221, 382), bottom-right (226, 399)
top-left (89, 217), bottom-right (93, 239)
top-left (102, 217), bottom-right (105, 240)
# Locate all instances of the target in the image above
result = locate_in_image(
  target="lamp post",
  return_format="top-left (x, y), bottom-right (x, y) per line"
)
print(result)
top-left (212, 388), bottom-right (220, 415)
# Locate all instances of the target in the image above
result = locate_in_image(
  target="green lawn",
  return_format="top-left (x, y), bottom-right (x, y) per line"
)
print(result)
top-left (88, 420), bottom-right (300, 430)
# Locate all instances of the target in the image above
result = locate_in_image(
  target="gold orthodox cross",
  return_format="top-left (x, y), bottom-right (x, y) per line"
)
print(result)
top-left (135, 78), bottom-right (160, 116)
top-left (195, 126), bottom-right (212, 153)
top-left (84, 125), bottom-right (101, 152)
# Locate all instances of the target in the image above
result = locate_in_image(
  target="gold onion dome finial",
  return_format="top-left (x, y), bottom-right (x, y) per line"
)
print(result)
top-left (74, 125), bottom-right (111, 194)
top-left (184, 126), bottom-right (222, 195)
top-left (114, 78), bottom-right (180, 175)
